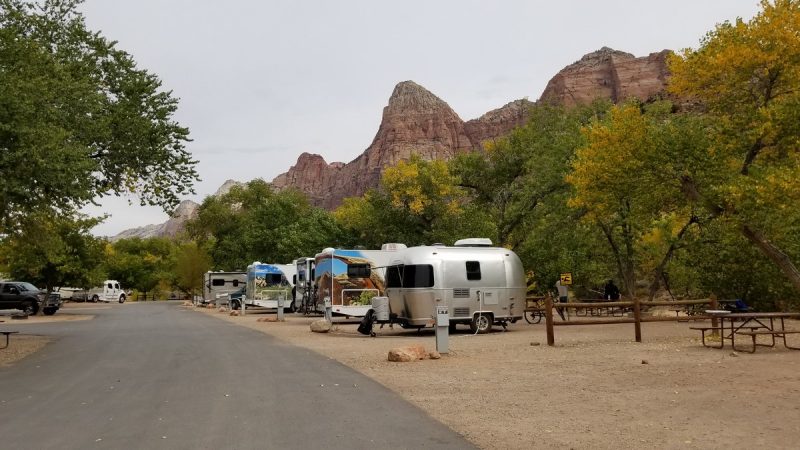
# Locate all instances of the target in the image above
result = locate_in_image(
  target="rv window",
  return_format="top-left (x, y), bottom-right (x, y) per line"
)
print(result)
top-left (466, 261), bottom-right (481, 281)
top-left (211, 279), bottom-right (225, 287)
top-left (266, 274), bottom-right (283, 285)
top-left (232, 279), bottom-right (239, 287)
top-left (403, 265), bottom-right (434, 288)
top-left (387, 265), bottom-right (403, 288)
top-left (347, 263), bottom-right (371, 278)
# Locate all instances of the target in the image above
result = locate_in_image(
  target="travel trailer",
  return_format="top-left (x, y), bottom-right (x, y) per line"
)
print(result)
top-left (202, 271), bottom-right (246, 305)
top-left (313, 244), bottom-right (407, 317)
top-left (294, 257), bottom-right (316, 314)
top-left (363, 238), bottom-right (525, 334)
top-left (239, 262), bottom-right (296, 311)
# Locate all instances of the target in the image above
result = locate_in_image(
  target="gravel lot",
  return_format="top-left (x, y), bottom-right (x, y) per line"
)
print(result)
top-left (198, 305), bottom-right (800, 449)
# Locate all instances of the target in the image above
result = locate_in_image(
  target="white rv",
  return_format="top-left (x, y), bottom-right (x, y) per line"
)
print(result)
top-left (238, 262), bottom-right (296, 311)
top-left (202, 271), bottom-right (247, 305)
top-left (313, 244), bottom-right (407, 317)
top-left (378, 238), bottom-right (525, 333)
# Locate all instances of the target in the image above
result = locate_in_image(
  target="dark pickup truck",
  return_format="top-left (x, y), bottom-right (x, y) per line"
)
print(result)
top-left (0, 281), bottom-right (63, 315)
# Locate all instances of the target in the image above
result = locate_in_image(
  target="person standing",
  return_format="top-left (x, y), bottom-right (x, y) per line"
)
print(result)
top-left (604, 279), bottom-right (620, 300)
top-left (554, 279), bottom-right (568, 321)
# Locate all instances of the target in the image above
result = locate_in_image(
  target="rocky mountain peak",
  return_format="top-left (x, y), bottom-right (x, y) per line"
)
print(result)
top-left (385, 80), bottom-right (459, 117)
top-left (539, 47), bottom-right (670, 107)
top-left (213, 179), bottom-right (244, 197)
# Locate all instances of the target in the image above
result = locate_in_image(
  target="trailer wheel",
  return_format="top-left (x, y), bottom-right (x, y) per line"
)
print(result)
top-left (231, 299), bottom-right (241, 310)
top-left (470, 313), bottom-right (493, 334)
top-left (91, 295), bottom-right (99, 303)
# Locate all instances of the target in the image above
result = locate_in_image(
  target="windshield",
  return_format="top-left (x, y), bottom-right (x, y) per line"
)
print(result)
top-left (19, 282), bottom-right (40, 292)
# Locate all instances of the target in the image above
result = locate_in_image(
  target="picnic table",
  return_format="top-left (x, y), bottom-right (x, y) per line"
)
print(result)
top-left (573, 298), bottom-right (628, 318)
top-left (1, 331), bottom-right (19, 349)
top-left (692, 311), bottom-right (800, 353)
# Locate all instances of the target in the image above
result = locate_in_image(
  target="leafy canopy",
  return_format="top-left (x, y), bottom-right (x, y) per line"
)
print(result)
top-left (0, 0), bottom-right (198, 232)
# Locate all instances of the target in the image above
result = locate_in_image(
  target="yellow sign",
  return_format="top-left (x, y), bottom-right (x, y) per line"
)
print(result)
top-left (560, 272), bottom-right (573, 285)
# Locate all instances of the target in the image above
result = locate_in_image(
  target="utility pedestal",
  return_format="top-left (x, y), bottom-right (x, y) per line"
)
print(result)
top-left (435, 305), bottom-right (449, 354)
top-left (277, 297), bottom-right (285, 321)
top-left (324, 296), bottom-right (332, 322)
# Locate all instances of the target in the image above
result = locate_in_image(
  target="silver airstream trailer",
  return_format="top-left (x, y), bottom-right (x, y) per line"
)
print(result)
top-left (382, 238), bottom-right (525, 333)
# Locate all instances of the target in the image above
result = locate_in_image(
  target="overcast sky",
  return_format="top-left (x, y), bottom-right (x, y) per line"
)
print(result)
top-left (79, 0), bottom-right (760, 237)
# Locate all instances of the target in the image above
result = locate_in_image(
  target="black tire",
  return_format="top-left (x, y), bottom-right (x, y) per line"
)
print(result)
top-left (231, 299), bottom-right (241, 310)
top-left (22, 301), bottom-right (39, 316)
top-left (119, 294), bottom-right (126, 304)
top-left (470, 313), bottom-right (493, 334)
top-left (91, 295), bottom-right (99, 303)
top-left (449, 322), bottom-right (458, 333)
top-left (524, 310), bottom-right (542, 324)
top-left (43, 307), bottom-right (57, 316)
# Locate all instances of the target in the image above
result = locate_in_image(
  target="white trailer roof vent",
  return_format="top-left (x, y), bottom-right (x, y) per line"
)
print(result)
top-left (454, 238), bottom-right (494, 247)
top-left (381, 243), bottom-right (408, 251)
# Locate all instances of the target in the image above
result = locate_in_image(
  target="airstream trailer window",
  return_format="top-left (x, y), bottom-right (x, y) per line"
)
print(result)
top-left (466, 261), bottom-right (481, 280)
top-left (347, 263), bottom-right (371, 278)
top-left (211, 279), bottom-right (225, 286)
top-left (403, 265), bottom-right (434, 288)
top-left (232, 279), bottom-right (239, 287)
top-left (387, 265), bottom-right (403, 288)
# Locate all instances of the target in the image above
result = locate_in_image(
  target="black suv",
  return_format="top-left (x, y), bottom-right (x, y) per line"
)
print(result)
top-left (0, 281), bottom-right (62, 315)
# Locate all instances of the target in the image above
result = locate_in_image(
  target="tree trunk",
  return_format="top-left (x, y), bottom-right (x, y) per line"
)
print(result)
top-left (648, 216), bottom-right (697, 301)
top-left (741, 224), bottom-right (800, 292)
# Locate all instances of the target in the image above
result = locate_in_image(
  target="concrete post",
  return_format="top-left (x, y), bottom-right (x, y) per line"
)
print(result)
top-left (324, 296), bottom-right (332, 322)
top-left (277, 296), bottom-right (285, 322)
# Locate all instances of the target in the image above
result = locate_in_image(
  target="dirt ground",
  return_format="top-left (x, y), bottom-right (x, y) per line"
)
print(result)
top-left (195, 306), bottom-right (800, 449)
top-left (0, 334), bottom-right (50, 367)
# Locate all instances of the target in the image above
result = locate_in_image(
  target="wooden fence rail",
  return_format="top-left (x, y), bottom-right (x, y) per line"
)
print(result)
top-left (544, 296), bottom-right (720, 346)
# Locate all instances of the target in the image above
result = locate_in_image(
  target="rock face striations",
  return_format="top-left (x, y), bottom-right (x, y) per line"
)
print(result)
top-left (540, 47), bottom-right (670, 107)
top-left (272, 81), bottom-right (529, 209)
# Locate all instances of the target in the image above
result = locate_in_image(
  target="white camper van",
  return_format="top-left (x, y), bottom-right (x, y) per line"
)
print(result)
top-left (203, 271), bottom-right (246, 305)
top-left (239, 262), bottom-right (296, 311)
top-left (313, 244), bottom-right (407, 317)
top-left (379, 239), bottom-right (525, 333)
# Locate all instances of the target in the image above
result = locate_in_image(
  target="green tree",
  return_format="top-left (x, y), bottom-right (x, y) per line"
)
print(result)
top-left (0, 212), bottom-right (105, 293)
top-left (0, 0), bottom-right (198, 232)
top-left (171, 241), bottom-right (211, 299)
top-left (451, 102), bottom-right (608, 250)
top-left (188, 180), bottom-right (347, 269)
top-left (668, 0), bottom-right (800, 291)
top-left (105, 237), bottom-right (176, 300)
top-left (335, 155), bottom-right (493, 247)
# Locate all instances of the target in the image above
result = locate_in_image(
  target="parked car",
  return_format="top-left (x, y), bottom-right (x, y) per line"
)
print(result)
top-left (0, 281), bottom-right (63, 315)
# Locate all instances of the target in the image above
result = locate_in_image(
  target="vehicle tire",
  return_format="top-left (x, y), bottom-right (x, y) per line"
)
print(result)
top-left (524, 310), bottom-right (542, 324)
top-left (91, 295), bottom-right (99, 303)
top-left (449, 322), bottom-right (458, 333)
top-left (289, 301), bottom-right (297, 313)
top-left (119, 294), bottom-right (126, 304)
top-left (470, 313), bottom-right (493, 334)
top-left (231, 299), bottom-right (241, 310)
top-left (22, 301), bottom-right (39, 316)
top-left (43, 307), bottom-right (57, 316)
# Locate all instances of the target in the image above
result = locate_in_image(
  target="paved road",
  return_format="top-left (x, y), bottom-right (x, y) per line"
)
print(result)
top-left (0, 303), bottom-right (472, 449)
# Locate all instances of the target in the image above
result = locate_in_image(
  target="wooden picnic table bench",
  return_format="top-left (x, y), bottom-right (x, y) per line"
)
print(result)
top-left (1, 331), bottom-right (19, 349)
top-left (692, 311), bottom-right (800, 353)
